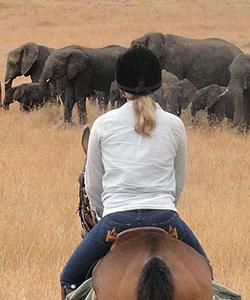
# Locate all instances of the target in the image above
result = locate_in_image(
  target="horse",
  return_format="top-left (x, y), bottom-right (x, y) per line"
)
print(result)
top-left (76, 127), bottom-right (213, 300)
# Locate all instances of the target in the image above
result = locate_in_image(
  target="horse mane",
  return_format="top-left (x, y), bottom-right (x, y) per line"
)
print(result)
top-left (137, 255), bottom-right (173, 300)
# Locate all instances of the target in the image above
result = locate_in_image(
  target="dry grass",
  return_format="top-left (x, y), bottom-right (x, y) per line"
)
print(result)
top-left (0, 1), bottom-right (250, 299)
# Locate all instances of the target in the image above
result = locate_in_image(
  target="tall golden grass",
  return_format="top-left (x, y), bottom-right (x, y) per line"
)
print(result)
top-left (0, 1), bottom-right (250, 299)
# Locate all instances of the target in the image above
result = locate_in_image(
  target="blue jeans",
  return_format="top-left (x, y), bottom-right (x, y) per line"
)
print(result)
top-left (60, 209), bottom-right (208, 287)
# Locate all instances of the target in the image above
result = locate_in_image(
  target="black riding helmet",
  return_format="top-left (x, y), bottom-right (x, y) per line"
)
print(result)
top-left (115, 46), bottom-right (162, 96)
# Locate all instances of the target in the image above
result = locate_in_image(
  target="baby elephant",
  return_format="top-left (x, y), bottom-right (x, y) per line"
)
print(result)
top-left (191, 84), bottom-right (234, 123)
top-left (109, 80), bottom-right (127, 109)
top-left (162, 79), bottom-right (197, 116)
top-left (4, 83), bottom-right (51, 111)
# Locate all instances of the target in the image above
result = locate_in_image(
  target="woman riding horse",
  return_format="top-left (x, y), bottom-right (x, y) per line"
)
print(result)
top-left (60, 47), bottom-right (210, 299)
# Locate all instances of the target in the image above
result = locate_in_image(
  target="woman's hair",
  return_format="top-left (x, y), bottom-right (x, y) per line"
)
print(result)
top-left (133, 95), bottom-right (156, 137)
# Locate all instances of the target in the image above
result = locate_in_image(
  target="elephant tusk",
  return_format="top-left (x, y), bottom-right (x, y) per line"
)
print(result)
top-left (217, 87), bottom-right (229, 97)
top-left (5, 79), bottom-right (11, 84)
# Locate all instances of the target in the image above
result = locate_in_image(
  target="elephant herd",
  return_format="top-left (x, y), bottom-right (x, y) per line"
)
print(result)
top-left (1, 31), bottom-right (250, 129)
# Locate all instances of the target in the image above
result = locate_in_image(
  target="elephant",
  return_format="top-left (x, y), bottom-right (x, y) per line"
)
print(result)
top-left (162, 79), bottom-right (197, 116)
top-left (4, 42), bottom-right (54, 93)
top-left (191, 84), bottom-right (234, 124)
top-left (4, 42), bottom-right (83, 109)
top-left (130, 32), bottom-right (242, 89)
top-left (228, 53), bottom-right (250, 128)
top-left (3, 83), bottom-right (50, 111)
top-left (39, 45), bottom-right (127, 124)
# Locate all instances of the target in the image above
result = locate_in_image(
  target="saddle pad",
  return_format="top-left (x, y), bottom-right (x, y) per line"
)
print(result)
top-left (212, 281), bottom-right (241, 300)
top-left (65, 278), bottom-right (93, 300)
top-left (66, 280), bottom-right (241, 300)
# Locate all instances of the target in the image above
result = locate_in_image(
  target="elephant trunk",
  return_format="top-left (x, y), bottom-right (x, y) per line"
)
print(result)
top-left (3, 87), bottom-right (15, 110)
top-left (39, 61), bottom-right (54, 85)
top-left (153, 87), bottom-right (166, 110)
top-left (190, 98), bottom-right (204, 118)
top-left (190, 103), bottom-right (197, 118)
top-left (39, 73), bottom-right (51, 85)
top-left (38, 81), bottom-right (50, 101)
top-left (5, 63), bottom-right (19, 91)
top-left (5, 78), bottom-right (13, 93)
top-left (190, 87), bottom-right (209, 119)
top-left (228, 77), bottom-right (245, 127)
top-left (39, 68), bottom-right (53, 97)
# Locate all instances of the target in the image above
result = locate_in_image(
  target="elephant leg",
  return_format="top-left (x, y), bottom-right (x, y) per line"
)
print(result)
top-left (110, 98), bottom-right (116, 109)
top-left (74, 77), bottom-right (88, 125)
top-left (243, 89), bottom-right (250, 128)
top-left (76, 97), bottom-right (87, 125)
top-left (97, 95), bottom-right (105, 112)
top-left (96, 94), bottom-right (106, 112)
top-left (64, 85), bottom-right (75, 123)
top-left (212, 100), bottom-right (225, 124)
top-left (103, 93), bottom-right (109, 112)
top-left (96, 92), bottom-right (109, 112)
top-left (232, 86), bottom-right (245, 127)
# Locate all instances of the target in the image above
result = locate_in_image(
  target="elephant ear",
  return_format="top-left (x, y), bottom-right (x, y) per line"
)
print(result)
top-left (7, 46), bottom-right (23, 66)
top-left (68, 50), bottom-right (89, 80)
top-left (207, 84), bottom-right (221, 108)
top-left (21, 43), bottom-right (39, 75)
top-left (147, 32), bottom-right (165, 59)
top-left (162, 69), bottom-right (179, 83)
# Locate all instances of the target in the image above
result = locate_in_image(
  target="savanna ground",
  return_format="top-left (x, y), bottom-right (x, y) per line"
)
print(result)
top-left (0, 1), bottom-right (250, 299)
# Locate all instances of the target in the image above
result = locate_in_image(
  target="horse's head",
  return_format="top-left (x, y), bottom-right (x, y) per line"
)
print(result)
top-left (81, 126), bottom-right (90, 155)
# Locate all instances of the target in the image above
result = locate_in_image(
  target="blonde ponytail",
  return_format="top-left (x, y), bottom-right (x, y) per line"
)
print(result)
top-left (133, 95), bottom-right (156, 137)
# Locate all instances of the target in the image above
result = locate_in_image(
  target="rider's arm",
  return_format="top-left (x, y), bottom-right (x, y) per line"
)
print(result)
top-left (174, 119), bottom-right (187, 205)
top-left (84, 120), bottom-right (104, 218)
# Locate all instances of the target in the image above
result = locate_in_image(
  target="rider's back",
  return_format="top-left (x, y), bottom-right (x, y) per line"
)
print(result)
top-left (86, 101), bottom-right (186, 217)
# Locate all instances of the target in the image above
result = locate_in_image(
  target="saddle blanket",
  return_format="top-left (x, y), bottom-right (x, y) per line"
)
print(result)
top-left (212, 281), bottom-right (241, 300)
top-left (65, 279), bottom-right (241, 300)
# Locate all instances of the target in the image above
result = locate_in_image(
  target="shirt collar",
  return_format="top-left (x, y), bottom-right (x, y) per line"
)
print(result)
top-left (122, 100), bottom-right (161, 110)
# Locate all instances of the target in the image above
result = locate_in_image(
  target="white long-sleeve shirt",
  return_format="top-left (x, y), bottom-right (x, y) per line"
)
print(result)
top-left (84, 101), bottom-right (187, 217)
